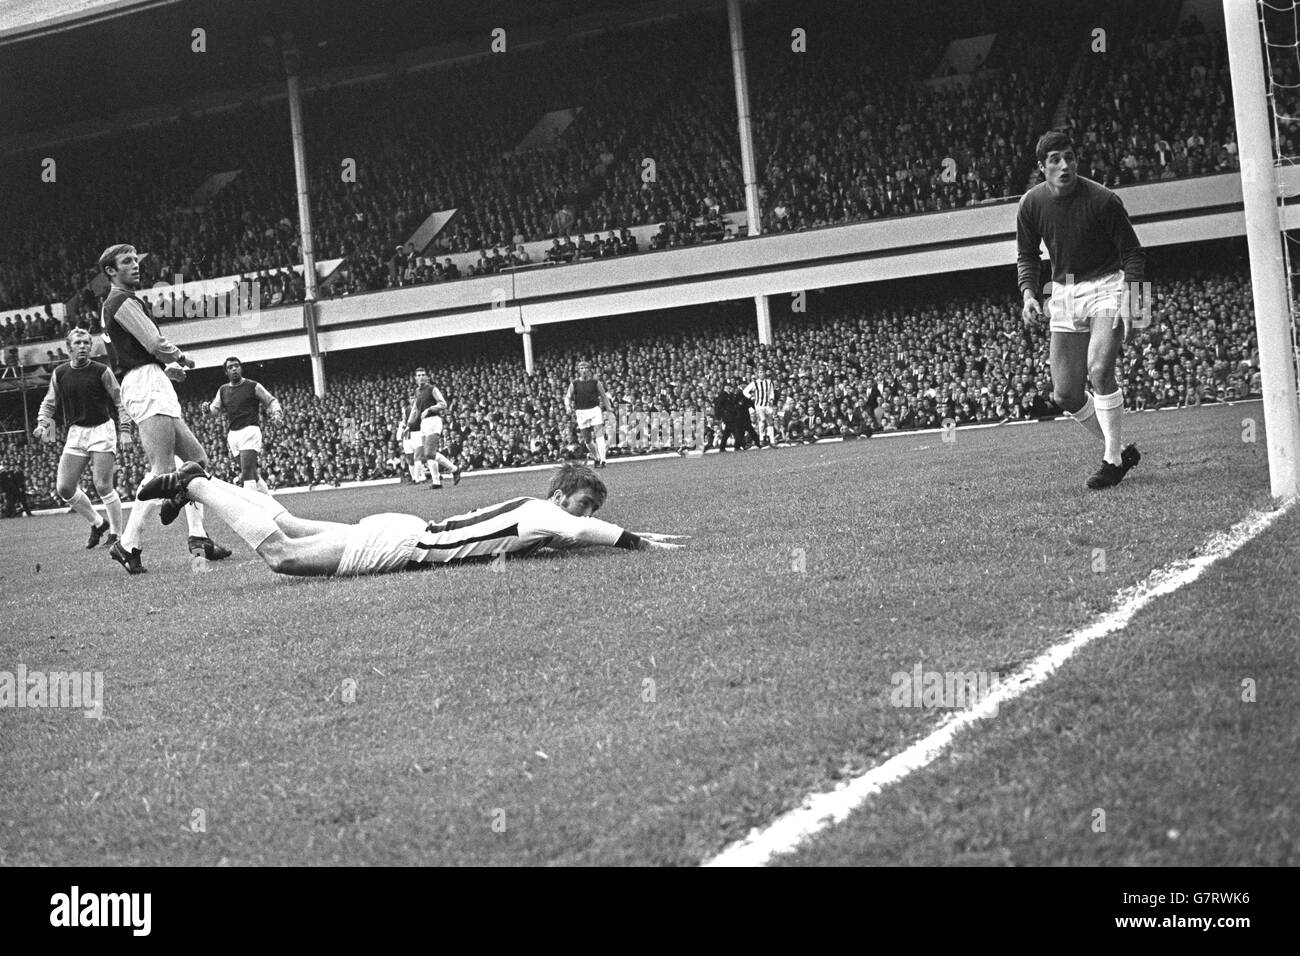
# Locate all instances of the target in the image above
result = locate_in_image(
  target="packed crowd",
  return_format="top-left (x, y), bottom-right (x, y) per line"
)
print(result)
top-left (1, 0), bottom-right (1240, 321)
top-left (0, 244), bottom-right (1266, 511)
top-left (1059, 24), bottom-right (1239, 187)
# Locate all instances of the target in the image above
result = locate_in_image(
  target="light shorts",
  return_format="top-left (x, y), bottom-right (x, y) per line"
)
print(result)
top-left (63, 420), bottom-right (117, 457)
top-left (227, 424), bottom-right (264, 456)
top-left (335, 513), bottom-right (427, 577)
top-left (575, 406), bottom-right (604, 430)
top-left (1047, 270), bottom-right (1125, 334)
top-left (419, 415), bottom-right (443, 437)
top-left (755, 405), bottom-right (776, 425)
top-left (403, 431), bottom-right (420, 455)
top-left (120, 363), bottom-right (183, 423)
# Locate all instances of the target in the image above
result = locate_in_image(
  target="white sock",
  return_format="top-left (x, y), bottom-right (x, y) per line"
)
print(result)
top-left (1066, 394), bottom-right (1105, 444)
top-left (413, 460), bottom-right (427, 482)
top-left (65, 488), bottom-right (99, 524)
top-left (185, 500), bottom-right (208, 538)
top-left (435, 453), bottom-right (456, 472)
top-left (1093, 388), bottom-right (1124, 466)
top-left (100, 490), bottom-right (123, 534)
top-left (595, 435), bottom-right (607, 463)
top-left (122, 479), bottom-right (160, 552)
top-left (244, 479), bottom-right (257, 491)
top-left (227, 507), bottom-right (282, 550)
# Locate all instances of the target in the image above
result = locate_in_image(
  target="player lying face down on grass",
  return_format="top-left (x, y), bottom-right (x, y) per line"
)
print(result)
top-left (136, 461), bottom-right (684, 576)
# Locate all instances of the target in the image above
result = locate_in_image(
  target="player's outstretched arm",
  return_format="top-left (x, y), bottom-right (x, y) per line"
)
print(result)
top-left (202, 388), bottom-right (224, 416)
top-left (531, 502), bottom-right (684, 552)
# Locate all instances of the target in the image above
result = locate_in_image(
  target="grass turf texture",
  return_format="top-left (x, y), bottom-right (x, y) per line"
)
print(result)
top-left (0, 402), bottom-right (1289, 865)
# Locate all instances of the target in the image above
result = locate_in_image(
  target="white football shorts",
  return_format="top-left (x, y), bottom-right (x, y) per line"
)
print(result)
top-left (1047, 270), bottom-right (1125, 334)
top-left (336, 513), bottom-right (428, 577)
top-left (120, 363), bottom-right (183, 423)
top-left (403, 431), bottom-right (420, 455)
top-left (227, 425), bottom-right (264, 456)
top-left (575, 407), bottom-right (604, 430)
top-left (63, 420), bottom-right (117, 457)
top-left (419, 415), bottom-right (443, 437)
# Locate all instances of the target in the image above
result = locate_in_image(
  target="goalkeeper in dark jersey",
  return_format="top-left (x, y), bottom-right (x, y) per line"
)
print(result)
top-left (1017, 130), bottom-right (1144, 490)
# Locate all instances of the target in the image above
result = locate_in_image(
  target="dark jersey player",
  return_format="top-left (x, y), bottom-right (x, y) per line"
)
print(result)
top-left (565, 361), bottom-right (614, 468)
top-left (1017, 131), bottom-right (1145, 489)
top-left (406, 367), bottom-right (460, 489)
top-left (97, 242), bottom-right (231, 573)
top-left (202, 357), bottom-right (283, 495)
top-left (33, 328), bottom-right (130, 549)
top-left (136, 461), bottom-right (684, 577)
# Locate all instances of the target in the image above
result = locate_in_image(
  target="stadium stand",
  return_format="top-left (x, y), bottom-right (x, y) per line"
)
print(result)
top-left (0, 0), bottom-right (1239, 322)
top-left (0, 244), bottom-right (1264, 511)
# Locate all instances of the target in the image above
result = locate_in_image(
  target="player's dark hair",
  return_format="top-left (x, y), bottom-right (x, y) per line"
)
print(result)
top-left (547, 462), bottom-right (607, 511)
top-left (1035, 130), bottom-right (1073, 165)
top-left (415, 366), bottom-right (428, 375)
top-left (224, 356), bottom-right (241, 367)
top-left (97, 243), bottom-right (134, 276)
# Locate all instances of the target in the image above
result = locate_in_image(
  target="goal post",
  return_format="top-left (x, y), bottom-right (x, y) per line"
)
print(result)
top-left (1224, 0), bottom-right (1300, 500)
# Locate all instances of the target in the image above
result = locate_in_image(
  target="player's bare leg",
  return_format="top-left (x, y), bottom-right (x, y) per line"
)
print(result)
top-left (90, 450), bottom-right (123, 544)
top-left (423, 433), bottom-right (442, 488)
top-left (239, 449), bottom-right (270, 495)
top-left (141, 465), bottom-right (349, 575)
top-left (1086, 312), bottom-right (1126, 467)
top-left (1049, 331), bottom-right (1101, 438)
top-left (173, 419), bottom-right (231, 558)
top-left (113, 413), bottom-right (176, 571)
top-left (56, 452), bottom-right (108, 547)
top-left (427, 433), bottom-right (459, 485)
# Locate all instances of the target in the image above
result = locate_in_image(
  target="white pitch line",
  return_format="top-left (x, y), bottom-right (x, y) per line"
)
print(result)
top-left (702, 496), bottom-right (1296, 867)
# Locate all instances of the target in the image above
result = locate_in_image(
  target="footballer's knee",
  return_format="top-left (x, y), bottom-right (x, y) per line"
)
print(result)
top-left (257, 537), bottom-right (293, 574)
top-left (56, 481), bottom-right (78, 501)
top-left (92, 479), bottom-right (115, 498)
top-left (1088, 363), bottom-right (1117, 393)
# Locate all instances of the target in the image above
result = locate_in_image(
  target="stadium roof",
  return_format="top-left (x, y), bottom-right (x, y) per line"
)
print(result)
top-left (0, 0), bottom-right (717, 138)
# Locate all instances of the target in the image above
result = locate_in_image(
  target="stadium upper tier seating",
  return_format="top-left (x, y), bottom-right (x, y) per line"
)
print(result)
top-left (0, 0), bottom-right (1235, 320)
top-left (0, 246), bottom-right (1264, 510)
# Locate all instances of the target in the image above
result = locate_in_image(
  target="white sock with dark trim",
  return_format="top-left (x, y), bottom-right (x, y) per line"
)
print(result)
top-left (1093, 388), bottom-right (1124, 466)
top-left (100, 491), bottom-right (123, 534)
top-left (64, 488), bottom-right (99, 524)
top-left (1066, 394), bottom-right (1105, 444)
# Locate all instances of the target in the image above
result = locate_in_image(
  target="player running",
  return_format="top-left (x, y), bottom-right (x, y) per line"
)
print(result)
top-left (565, 360), bottom-right (614, 469)
top-left (1018, 131), bottom-right (1144, 489)
top-left (136, 461), bottom-right (684, 577)
top-left (408, 367), bottom-right (460, 489)
top-left (743, 366), bottom-right (777, 447)
top-left (202, 357), bottom-right (283, 495)
top-left (32, 328), bottom-right (130, 549)
top-left (97, 242), bottom-right (232, 573)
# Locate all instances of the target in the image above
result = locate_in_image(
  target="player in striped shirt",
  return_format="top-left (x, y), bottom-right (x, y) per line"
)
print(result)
top-left (135, 461), bottom-right (683, 576)
top-left (32, 328), bottom-right (130, 549)
top-left (743, 367), bottom-right (778, 447)
top-left (1017, 130), bottom-right (1143, 489)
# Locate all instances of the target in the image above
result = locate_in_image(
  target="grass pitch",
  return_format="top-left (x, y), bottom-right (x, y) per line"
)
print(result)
top-left (1, 402), bottom-right (1295, 865)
